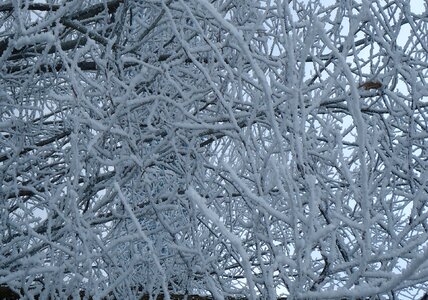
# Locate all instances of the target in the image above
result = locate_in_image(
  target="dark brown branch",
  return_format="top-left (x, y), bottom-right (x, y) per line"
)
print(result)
top-left (0, 286), bottom-right (285, 300)
top-left (0, 2), bottom-right (60, 12)
top-left (70, 0), bottom-right (124, 21)
top-left (0, 0), bottom-right (124, 58)
top-left (6, 37), bottom-right (87, 61)
top-left (60, 18), bottom-right (112, 48)
top-left (0, 130), bottom-right (71, 163)
top-left (0, 0), bottom-right (122, 18)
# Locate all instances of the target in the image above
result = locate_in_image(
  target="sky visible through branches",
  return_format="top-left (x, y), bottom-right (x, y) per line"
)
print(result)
top-left (0, 0), bottom-right (428, 299)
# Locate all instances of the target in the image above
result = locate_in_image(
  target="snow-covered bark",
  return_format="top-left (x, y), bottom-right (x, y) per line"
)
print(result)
top-left (1, 0), bottom-right (427, 299)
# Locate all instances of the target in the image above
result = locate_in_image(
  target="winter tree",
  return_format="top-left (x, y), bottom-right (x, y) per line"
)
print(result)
top-left (1, 0), bottom-right (427, 299)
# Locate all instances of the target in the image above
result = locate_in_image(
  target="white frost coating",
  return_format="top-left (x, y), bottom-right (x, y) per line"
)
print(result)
top-left (302, 245), bottom-right (428, 299)
top-left (197, 0), bottom-right (284, 150)
top-left (14, 32), bottom-right (56, 50)
top-left (110, 182), bottom-right (171, 300)
top-left (206, 277), bottom-right (225, 300)
top-left (223, 163), bottom-right (292, 225)
top-left (0, 120), bottom-right (13, 130)
top-left (187, 187), bottom-right (258, 300)
top-left (2, 1), bottom-right (428, 299)
top-left (316, 18), bottom-right (371, 261)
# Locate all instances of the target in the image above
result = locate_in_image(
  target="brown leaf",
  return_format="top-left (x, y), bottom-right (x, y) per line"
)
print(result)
top-left (359, 81), bottom-right (383, 90)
